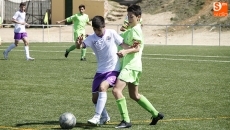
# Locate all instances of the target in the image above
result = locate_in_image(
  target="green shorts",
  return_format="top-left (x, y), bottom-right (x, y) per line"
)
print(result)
top-left (118, 68), bottom-right (142, 85)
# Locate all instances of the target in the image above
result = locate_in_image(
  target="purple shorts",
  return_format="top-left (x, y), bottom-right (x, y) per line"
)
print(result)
top-left (14, 32), bottom-right (27, 40)
top-left (92, 71), bottom-right (119, 93)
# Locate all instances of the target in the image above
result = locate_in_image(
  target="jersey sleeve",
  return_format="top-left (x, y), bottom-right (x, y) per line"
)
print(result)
top-left (12, 11), bottom-right (19, 20)
top-left (66, 15), bottom-right (76, 23)
top-left (82, 35), bottom-right (93, 48)
top-left (112, 30), bottom-right (123, 46)
top-left (86, 15), bottom-right (90, 23)
top-left (131, 26), bottom-right (143, 45)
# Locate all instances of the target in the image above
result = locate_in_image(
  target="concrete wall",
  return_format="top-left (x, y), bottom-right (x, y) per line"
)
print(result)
top-left (51, 0), bottom-right (65, 24)
top-left (73, 0), bottom-right (106, 20)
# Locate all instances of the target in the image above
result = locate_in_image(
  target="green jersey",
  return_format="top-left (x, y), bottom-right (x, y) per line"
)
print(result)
top-left (121, 24), bottom-right (144, 71)
top-left (66, 13), bottom-right (89, 37)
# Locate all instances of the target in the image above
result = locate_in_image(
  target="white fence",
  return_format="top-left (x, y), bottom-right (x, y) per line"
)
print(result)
top-left (0, 24), bottom-right (229, 46)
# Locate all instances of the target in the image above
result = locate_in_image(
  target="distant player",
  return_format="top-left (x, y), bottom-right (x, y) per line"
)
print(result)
top-left (76, 15), bottom-right (136, 125)
top-left (3, 2), bottom-right (34, 60)
top-left (113, 5), bottom-right (164, 128)
top-left (56, 4), bottom-right (91, 61)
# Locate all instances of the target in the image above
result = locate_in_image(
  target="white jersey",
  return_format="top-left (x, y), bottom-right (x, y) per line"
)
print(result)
top-left (83, 29), bottom-right (123, 73)
top-left (13, 11), bottom-right (26, 33)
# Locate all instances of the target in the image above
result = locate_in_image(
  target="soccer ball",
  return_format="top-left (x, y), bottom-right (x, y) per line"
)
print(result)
top-left (59, 112), bottom-right (76, 129)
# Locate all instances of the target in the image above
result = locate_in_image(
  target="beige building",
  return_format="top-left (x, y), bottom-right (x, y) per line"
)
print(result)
top-left (51, 0), bottom-right (108, 24)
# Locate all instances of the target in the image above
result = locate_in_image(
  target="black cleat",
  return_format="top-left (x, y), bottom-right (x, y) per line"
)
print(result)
top-left (64, 49), bottom-right (69, 58)
top-left (115, 120), bottom-right (132, 129)
top-left (80, 58), bottom-right (86, 61)
top-left (149, 113), bottom-right (164, 125)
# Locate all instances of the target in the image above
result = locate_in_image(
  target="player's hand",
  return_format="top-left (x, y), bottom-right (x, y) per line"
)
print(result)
top-left (116, 50), bottom-right (126, 58)
top-left (25, 23), bottom-right (30, 27)
top-left (131, 40), bottom-right (140, 48)
top-left (56, 21), bottom-right (61, 24)
top-left (77, 34), bottom-right (84, 45)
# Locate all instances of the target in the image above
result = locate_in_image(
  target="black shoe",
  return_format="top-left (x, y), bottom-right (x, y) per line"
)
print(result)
top-left (80, 58), bottom-right (86, 61)
top-left (115, 120), bottom-right (132, 129)
top-left (64, 49), bottom-right (69, 58)
top-left (149, 113), bottom-right (164, 125)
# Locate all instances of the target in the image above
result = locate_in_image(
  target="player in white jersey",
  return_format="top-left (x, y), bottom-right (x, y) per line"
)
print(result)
top-left (3, 2), bottom-right (34, 60)
top-left (76, 16), bottom-right (137, 125)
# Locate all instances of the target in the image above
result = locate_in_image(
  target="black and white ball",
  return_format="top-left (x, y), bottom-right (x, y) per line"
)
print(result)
top-left (59, 112), bottom-right (76, 129)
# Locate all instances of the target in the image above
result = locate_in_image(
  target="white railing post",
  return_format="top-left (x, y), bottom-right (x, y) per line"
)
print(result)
top-left (219, 24), bottom-right (221, 46)
top-left (165, 25), bottom-right (168, 45)
top-left (192, 25), bottom-right (194, 45)
top-left (42, 24), bottom-right (44, 42)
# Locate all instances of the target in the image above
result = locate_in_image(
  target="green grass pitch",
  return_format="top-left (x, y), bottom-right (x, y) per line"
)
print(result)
top-left (0, 43), bottom-right (229, 130)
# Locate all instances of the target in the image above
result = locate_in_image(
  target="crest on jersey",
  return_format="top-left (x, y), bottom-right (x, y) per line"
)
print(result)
top-left (106, 36), bottom-right (111, 41)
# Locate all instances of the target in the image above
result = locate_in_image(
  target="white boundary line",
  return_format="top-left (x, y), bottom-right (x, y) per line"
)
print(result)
top-left (142, 57), bottom-right (230, 63)
top-left (0, 49), bottom-right (229, 63)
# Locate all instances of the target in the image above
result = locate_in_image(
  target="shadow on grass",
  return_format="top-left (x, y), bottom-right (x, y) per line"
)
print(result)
top-left (15, 121), bottom-right (59, 126)
top-left (15, 121), bottom-right (110, 129)
top-left (15, 121), bottom-right (59, 129)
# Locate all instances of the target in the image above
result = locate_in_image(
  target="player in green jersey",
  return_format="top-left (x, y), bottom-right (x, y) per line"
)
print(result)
top-left (113, 5), bottom-right (164, 128)
top-left (56, 4), bottom-right (91, 61)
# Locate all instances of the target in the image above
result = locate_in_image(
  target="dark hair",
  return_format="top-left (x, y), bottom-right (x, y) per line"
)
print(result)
top-left (92, 16), bottom-right (105, 28)
top-left (20, 2), bottom-right (26, 7)
top-left (127, 4), bottom-right (141, 16)
top-left (79, 4), bottom-right (85, 9)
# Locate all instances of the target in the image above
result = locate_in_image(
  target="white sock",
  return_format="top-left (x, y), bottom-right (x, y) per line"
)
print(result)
top-left (94, 92), bottom-right (107, 118)
top-left (95, 104), bottom-right (109, 118)
top-left (5, 43), bottom-right (16, 52)
top-left (101, 107), bottom-right (109, 118)
top-left (24, 46), bottom-right (30, 58)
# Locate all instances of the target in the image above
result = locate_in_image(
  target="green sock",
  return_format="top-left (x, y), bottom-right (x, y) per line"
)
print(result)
top-left (67, 45), bottom-right (76, 52)
top-left (81, 48), bottom-right (86, 58)
top-left (116, 97), bottom-right (130, 122)
top-left (137, 95), bottom-right (159, 117)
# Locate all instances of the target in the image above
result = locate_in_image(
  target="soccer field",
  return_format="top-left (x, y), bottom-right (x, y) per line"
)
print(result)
top-left (0, 43), bottom-right (229, 130)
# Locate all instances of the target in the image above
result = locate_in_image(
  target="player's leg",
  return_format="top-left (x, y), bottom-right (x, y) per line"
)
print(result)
top-left (80, 48), bottom-right (86, 61)
top-left (22, 33), bottom-right (34, 60)
top-left (98, 71), bottom-right (119, 124)
top-left (64, 32), bottom-right (77, 58)
top-left (128, 71), bottom-right (164, 125)
top-left (88, 73), bottom-right (108, 125)
top-left (88, 81), bottom-right (110, 125)
top-left (112, 69), bottom-right (131, 128)
top-left (88, 71), bottom-right (119, 125)
top-left (3, 33), bottom-right (20, 59)
top-left (80, 34), bottom-right (87, 61)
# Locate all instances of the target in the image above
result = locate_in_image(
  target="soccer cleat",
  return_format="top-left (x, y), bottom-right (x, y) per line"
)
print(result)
top-left (99, 116), bottom-right (110, 125)
top-left (87, 117), bottom-right (100, 125)
top-left (64, 49), bottom-right (69, 58)
top-left (115, 120), bottom-right (132, 129)
top-left (26, 57), bottom-right (35, 61)
top-left (80, 58), bottom-right (86, 61)
top-left (149, 113), bottom-right (164, 125)
top-left (3, 51), bottom-right (8, 60)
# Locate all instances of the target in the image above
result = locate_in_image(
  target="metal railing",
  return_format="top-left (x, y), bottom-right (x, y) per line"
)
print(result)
top-left (0, 24), bottom-right (229, 46)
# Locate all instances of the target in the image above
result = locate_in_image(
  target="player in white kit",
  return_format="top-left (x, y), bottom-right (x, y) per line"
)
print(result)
top-left (3, 2), bottom-right (34, 60)
top-left (76, 15), bottom-right (136, 125)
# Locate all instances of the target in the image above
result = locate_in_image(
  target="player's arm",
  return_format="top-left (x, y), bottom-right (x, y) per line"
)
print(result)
top-left (86, 21), bottom-right (91, 26)
top-left (117, 40), bottom-right (140, 58)
top-left (56, 19), bottom-right (67, 24)
top-left (12, 18), bottom-right (29, 27)
top-left (120, 22), bottom-right (129, 32)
